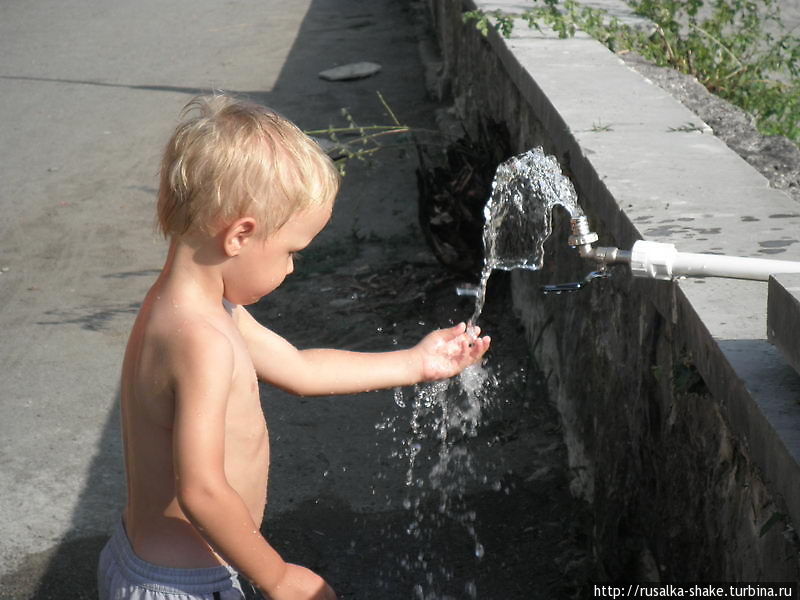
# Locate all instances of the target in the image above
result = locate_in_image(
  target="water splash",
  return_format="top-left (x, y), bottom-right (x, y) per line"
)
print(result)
top-left (470, 148), bottom-right (583, 325)
top-left (378, 364), bottom-right (501, 599)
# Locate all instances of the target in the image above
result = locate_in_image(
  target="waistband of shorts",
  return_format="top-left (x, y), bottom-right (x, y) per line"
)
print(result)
top-left (108, 518), bottom-right (238, 594)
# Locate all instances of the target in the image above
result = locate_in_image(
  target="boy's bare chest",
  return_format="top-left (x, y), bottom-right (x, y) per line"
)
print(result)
top-left (225, 337), bottom-right (268, 443)
top-left (223, 340), bottom-right (269, 512)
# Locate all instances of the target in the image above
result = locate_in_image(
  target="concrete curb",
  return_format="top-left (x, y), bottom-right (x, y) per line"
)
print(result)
top-left (427, 0), bottom-right (800, 579)
top-left (769, 274), bottom-right (800, 377)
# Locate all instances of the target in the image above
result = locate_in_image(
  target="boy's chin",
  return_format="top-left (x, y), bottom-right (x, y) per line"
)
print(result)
top-left (245, 289), bottom-right (276, 305)
top-left (235, 294), bottom-right (264, 306)
top-left (226, 284), bottom-right (280, 306)
top-left (223, 293), bottom-right (263, 307)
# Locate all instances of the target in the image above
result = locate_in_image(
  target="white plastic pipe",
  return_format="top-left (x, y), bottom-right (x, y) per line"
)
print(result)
top-left (630, 240), bottom-right (800, 281)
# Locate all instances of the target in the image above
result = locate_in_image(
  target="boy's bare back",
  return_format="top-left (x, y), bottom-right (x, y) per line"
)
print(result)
top-left (120, 276), bottom-right (269, 569)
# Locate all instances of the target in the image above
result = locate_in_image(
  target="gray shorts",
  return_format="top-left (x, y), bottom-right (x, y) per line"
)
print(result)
top-left (97, 519), bottom-right (247, 600)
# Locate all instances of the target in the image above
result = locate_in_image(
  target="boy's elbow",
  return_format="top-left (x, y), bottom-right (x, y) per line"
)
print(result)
top-left (285, 382), bottom-right (337, 397)
top-left (283, 383), bottom-right (318, 397)
top-left (176, 480), bottom-right (226, 519)
top-left (269, 376), bottom-right (319, 397)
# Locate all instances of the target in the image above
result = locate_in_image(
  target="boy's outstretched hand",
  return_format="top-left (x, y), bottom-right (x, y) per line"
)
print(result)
top-left (414, 323), bottom-right (491, 382)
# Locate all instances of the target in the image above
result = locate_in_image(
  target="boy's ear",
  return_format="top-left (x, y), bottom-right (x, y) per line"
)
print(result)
top-left (223, 217), bottom-right (258, 257)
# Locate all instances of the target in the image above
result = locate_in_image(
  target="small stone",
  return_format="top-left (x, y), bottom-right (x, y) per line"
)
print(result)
top-left (318, 62), bottom-right (381, 82)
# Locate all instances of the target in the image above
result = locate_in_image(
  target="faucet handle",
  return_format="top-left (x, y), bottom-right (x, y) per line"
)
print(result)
top-left (541, 270), bottom-right (610, 294)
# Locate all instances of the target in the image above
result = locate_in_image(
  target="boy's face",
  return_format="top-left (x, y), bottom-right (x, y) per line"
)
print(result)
top-left (224, 204), bottom-right (331, 305)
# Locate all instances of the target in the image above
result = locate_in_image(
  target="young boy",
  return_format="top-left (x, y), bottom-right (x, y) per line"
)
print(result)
top-left (97, 94), bottom-right (490, 600)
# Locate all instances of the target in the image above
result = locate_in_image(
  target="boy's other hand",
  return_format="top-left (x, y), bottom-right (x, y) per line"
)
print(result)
top-left (415, 323), bottom-right (491, 382)
top-left (267, 564), bottom-right (336, 600)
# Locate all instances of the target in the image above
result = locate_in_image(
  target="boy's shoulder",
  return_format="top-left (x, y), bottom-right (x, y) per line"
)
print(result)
top-left (139, 293), bottom-right (238, 376)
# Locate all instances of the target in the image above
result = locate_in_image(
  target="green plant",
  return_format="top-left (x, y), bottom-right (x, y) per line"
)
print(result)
top-left (463, 9), bottom-right (516, 37)
top-left (464, 0), bottom-right (800, 144)
top-left (591, 120), bottom-right (614, 132)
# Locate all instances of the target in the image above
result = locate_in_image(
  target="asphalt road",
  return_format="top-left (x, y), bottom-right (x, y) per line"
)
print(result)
top-left (0, 0), bottom-right (440, 594)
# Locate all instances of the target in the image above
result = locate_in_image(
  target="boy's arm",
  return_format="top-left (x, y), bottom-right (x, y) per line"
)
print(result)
top-left (235, 306), bottom-right (490, 396)
top-left (170, 325), bottom-right (334, 599)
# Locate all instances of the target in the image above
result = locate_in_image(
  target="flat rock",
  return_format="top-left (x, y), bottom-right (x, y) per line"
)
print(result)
top-left (318, 61), bottom-right (381, 81)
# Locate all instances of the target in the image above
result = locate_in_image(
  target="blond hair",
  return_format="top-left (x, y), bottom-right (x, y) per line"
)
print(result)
top-left (157, 94), bottom-right (339, 239)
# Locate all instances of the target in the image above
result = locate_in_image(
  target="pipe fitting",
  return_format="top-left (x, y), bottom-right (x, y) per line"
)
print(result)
top-left (568, 216), bottom-right (598, 248)
top-left (584, 246), bottom-right (632, 264)
top-left (568, 217), bottom-right (630, 265)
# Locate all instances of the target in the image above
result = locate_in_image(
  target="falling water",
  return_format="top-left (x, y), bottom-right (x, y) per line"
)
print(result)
top-left (382, 366), bottom-right (500, 599)
top-left (373, 147), bottom-right (582, 598)
top-left (469, 148), bottom-right (583, 325)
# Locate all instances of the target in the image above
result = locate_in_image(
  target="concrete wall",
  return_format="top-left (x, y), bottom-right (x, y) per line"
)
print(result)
top-left (425, 0), bottom-right (800, 582)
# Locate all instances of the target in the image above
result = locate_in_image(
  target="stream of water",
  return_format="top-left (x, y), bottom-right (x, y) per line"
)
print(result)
top-left (379, 148), bottom-right (583, 598)
top-left (469, 147), bottom-right (584, 325)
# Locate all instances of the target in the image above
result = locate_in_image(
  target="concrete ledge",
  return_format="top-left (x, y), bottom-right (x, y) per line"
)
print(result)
top-left (428, 0), bottom-right (800, 580)
top-left (769, 274), bottom-right (800, 376)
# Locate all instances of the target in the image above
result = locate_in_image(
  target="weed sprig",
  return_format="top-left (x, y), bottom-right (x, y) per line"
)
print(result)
top-left (305, 92), bottom-right (416, 175)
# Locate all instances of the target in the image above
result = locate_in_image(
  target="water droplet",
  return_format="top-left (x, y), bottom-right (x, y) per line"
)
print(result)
top-left (474, 543), bottom-right (484, 559)
top-left (455, 283), bottom-right (479, 297)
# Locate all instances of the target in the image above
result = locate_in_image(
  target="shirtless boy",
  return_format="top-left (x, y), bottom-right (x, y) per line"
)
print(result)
top-left (97, 95), bottom-right (491, 600)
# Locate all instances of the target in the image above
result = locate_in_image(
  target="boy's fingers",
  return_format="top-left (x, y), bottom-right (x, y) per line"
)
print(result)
top-left (464, 327), bottom-right (484, 348)
top-left (449, 322), bottom-right (467, 338)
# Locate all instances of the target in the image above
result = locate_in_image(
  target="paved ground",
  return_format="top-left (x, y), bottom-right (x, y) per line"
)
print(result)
top-left (0, 0), bottom-right (432, 591)
top-left (0, 1), bottom-right (589, 599)
top-left (0, 0), bottom-right (317, 570)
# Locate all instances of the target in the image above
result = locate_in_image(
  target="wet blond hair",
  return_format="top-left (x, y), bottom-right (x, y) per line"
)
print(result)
top-left (157, 94), bottom-right (339, 239)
